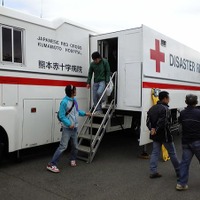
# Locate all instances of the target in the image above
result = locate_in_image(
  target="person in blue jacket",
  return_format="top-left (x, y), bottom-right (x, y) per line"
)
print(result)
top-left (47, 85), bottom-right (90, 173)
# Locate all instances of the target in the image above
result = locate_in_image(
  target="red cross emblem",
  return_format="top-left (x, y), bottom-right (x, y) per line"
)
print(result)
top-left (150, 39), bottom-right (165, 73)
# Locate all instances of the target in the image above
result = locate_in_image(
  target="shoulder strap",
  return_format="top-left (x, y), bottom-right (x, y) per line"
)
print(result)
top-left (66, 101), bottom-right (75, 116)
top-left (160, 104), bottom-right (171, 130)
top-left (161, 104), bottom-right (170, 117)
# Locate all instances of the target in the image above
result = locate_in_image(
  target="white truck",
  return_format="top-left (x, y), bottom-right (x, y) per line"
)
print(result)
top-left (90, 25), bottom-right (200, 148)
top-left (1, 7), bottom-right (200, 160)
top-left (0, 7), bottom-right (93, 158)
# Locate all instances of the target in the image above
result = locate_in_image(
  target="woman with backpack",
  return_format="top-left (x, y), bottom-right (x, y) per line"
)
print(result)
top-left (46, 85), bottom-right (91, 173)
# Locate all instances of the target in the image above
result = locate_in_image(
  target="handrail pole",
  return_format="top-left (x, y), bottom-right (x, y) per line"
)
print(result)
top-left (92, 72), bottom-right (117, 115)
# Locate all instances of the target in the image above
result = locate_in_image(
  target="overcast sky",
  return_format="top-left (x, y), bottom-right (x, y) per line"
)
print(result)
top-left (2, 0), bottom-right (200, 52)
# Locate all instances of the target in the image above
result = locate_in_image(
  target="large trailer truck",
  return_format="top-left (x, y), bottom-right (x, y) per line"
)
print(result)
top-left (1, 7), bottom-right (200, 161)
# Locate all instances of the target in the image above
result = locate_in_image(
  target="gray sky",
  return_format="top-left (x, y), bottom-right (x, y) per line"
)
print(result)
top-left (2, 0), bottom-right (200, 52)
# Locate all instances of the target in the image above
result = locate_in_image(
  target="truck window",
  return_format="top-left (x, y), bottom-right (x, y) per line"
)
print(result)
top-left (14, 30), bottom-right (22, 63)
top-left (1, 26), bottom-right (23, 64)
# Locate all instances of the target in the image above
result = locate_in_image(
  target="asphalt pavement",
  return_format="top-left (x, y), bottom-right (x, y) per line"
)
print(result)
top-left (0, 130), bottom-right (199, 200)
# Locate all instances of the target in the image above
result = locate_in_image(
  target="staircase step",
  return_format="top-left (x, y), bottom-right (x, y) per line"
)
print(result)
top-left (92, 113), bottom-right (105, 118)
top-left (77, 155), bottom-right (88, 162)
top-left (78, 134), bottom-right (96, 140)
top-left (77, 145), bottom-right (91, 153)
top-left (102, 105), bottom-right (110, 109)
top-left (84, 123), bottom-right (101, 129)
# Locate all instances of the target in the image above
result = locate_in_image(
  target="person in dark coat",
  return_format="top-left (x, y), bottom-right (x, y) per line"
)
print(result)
top-left (147, 91), bottom-right (180, 178)
top-left (176, 94), bottom-right (200, 191)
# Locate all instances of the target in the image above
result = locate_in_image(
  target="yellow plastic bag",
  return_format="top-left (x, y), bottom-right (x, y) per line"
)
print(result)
top-left (161, 144), bottom-right (170, 162)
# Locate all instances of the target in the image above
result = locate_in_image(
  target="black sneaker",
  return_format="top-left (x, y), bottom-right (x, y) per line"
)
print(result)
top-left (150, 173), bottom-right (162, 178)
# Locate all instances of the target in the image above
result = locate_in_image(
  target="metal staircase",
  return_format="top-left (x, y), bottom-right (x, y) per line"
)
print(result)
top-left (77, 72), bottom-right (117, 163)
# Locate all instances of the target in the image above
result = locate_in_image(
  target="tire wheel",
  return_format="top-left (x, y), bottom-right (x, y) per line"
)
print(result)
top-left (0, 142), bottom-right (5, 162)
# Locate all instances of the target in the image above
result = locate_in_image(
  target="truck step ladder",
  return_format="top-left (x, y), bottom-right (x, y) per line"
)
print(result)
top-left (77, 72), bottom-right (117, 163)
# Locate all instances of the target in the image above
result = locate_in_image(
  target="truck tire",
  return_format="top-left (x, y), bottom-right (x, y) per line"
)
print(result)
top-left (0, 127), bottom-right (8, 162)
top-left (0, 142), bottom-right (5, 161)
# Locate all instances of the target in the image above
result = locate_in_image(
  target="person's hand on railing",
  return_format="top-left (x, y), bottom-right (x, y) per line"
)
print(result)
top-left (86, 84), bottom-right (91, 89)
top-left (86, 112), bottom-right (92, 116)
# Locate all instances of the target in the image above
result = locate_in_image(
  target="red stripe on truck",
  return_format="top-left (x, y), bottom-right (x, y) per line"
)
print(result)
top-left (0, 76), bottom-right (87, 87)
top-left (143, 82), bottom-right (200, 91)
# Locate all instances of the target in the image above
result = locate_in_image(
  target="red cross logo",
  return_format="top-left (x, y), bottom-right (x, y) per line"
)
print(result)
top-left (150, 39), bottom-right (165, 73)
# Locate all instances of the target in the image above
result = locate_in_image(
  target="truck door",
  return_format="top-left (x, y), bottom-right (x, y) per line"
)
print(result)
top-left (121, 31), bottom-right (142, 108)
top-left (90, 36), bottom-right (118, 74)
top-left (124, 61), bottom-right (142, 107)
top-left (90, 29), bottom-right (142, 110)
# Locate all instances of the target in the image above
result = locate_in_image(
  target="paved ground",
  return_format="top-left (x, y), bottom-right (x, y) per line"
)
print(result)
top-left (0, 130), bottom-right (199, 200)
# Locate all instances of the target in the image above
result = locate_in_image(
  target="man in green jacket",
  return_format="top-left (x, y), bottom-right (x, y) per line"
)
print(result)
top-left (87, 52), bottom-right (110, 114)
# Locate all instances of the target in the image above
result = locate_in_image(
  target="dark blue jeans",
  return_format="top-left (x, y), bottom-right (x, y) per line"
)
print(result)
top-left (150, 141), bottom-right (180, 174)
top-left (178, 140), bottom-right (200, 186)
